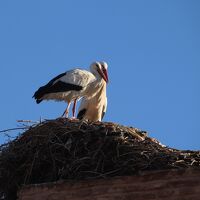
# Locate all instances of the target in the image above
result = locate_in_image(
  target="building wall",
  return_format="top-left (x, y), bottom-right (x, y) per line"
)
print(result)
top-left (18, 169), bottom-right (200, 200)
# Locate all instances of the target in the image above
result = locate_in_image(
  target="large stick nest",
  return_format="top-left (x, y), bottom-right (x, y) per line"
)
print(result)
top-left (0, 118), bottom-right (200, 200)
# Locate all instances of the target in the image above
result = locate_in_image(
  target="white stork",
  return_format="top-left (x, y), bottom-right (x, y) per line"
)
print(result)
top-left (77, 62), bottom-right (108, 122)
top-left (33, 61), bottom-right (109, 118)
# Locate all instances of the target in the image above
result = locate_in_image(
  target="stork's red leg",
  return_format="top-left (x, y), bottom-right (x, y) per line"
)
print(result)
top-left (72, 99), bottom-right (77, 118)
top-left (62, 102), bottom-right (71, 118)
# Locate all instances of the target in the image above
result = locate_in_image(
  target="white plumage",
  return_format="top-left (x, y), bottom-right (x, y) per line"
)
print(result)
top-left (77, 62), bottom-right (108, 122)
top-left (33, 61), bottom-right (109, 117)
top-left (38, 69), bottom-right (94, 103)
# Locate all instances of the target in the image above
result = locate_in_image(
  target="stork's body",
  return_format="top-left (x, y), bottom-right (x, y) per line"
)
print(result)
top-left (77, 80), bottom-right (107, 121)
top-left (77, 62), bottom-right (108, 122)
top-left (33, 62), bottom-right (108, 117)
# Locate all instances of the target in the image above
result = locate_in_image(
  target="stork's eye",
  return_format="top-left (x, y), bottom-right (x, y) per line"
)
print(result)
top-left (96, 64), bottom-right (99, 68)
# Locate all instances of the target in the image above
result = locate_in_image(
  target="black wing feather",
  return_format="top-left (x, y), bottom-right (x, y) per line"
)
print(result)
top-left (77, 109), bottom-right (86, 120)
top-left (101, 111), bottom-right (106, 120)
top-left (33, 72), bottom-right (83, 104)
top-left (47, 72), bottom-right (66, 86)
top-left (42, 81), bottom-right (83, 94)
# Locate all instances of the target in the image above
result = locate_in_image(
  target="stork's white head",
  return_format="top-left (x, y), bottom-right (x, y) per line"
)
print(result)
top-left (99, 61), bottom-right (108, 70)
top-left (90, 61), bottom-right (109, 83)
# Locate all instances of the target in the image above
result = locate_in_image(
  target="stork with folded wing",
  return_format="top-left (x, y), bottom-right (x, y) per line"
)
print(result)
top-left (33, 61), bottom-right (109, 118)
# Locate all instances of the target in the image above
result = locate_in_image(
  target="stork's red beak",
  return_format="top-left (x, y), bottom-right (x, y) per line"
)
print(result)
top-left (103, 69), bottom-right (109, 83)
top-left (97, 68), bottom-right (109, 83)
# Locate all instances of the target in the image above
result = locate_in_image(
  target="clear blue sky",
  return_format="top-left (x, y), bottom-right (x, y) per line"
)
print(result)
top-left (0, 0), bottom-right (199, 150)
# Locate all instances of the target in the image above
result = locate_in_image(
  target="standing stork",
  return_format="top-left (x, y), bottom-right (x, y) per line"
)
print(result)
top-left (77, 62), bottom-right (108, 122)
top-left (33, 61), bottom-right (109, 118)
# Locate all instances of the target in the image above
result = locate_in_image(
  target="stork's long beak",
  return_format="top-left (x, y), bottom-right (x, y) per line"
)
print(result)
top-left (97, 68), bottom-right (109, 83)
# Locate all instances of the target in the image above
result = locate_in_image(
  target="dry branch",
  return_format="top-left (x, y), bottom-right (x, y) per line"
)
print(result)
top-left (0, 127), bottom-right (28, 134)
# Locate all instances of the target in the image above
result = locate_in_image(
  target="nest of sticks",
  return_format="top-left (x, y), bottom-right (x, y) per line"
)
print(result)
top-left (0, 118), bottom-right (200, 199)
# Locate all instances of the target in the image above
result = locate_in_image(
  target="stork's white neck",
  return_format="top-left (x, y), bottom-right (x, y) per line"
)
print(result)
top-left (93, 81), bottom-right (107, 102)
top-left (86, 78), bottom-right (106, 98)
top-left (92, 71), bottom-right (102, 81)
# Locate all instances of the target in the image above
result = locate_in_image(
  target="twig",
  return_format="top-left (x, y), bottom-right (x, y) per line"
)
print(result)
top-left (0, 127), bottom-right (28, 134)
top-left (17, 120), bottom-right (35, 123)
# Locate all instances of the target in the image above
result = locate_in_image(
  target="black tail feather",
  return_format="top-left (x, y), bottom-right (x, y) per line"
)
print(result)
top-left (33, 85), bottom-right (48, 103)
top-left (36, 99), bottom-right (43, 104)
top-left (33, 81), bottom-right (83, 104)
